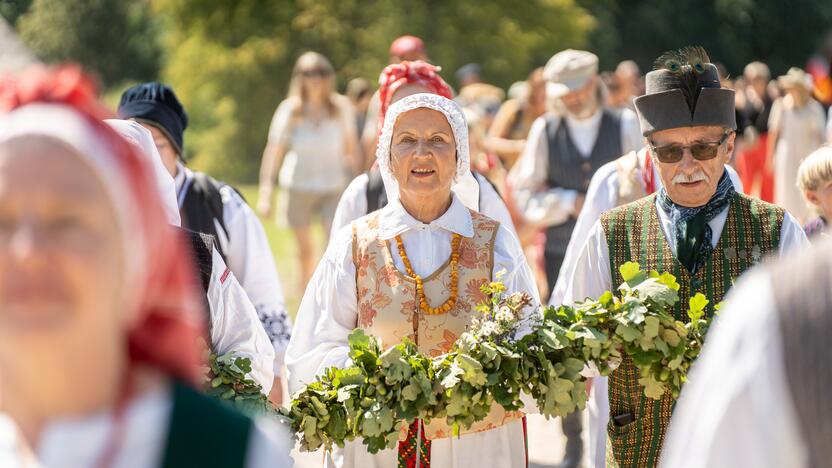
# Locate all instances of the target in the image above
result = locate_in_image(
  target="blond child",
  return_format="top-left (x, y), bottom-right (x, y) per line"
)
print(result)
top-left (797, 145), bottom-right (832, 237)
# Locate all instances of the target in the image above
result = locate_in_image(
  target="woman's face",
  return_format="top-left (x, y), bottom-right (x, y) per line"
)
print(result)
top-left (298, 59), bottom-right (333, 98)
top-left (390, 108), bottom-right (457, 202)
top-left (0, 137), bottom-right (127, 402)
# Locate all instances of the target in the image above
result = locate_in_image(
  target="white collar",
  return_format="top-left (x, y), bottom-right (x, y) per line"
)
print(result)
top-left (564, 107), bottom-right (603, 129)
top-left (377, 193), bottom-right (474, 240)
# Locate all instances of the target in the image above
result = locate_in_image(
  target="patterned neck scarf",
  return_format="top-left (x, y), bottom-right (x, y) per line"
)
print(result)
top-left (657, 170), bottom-right (735, 274)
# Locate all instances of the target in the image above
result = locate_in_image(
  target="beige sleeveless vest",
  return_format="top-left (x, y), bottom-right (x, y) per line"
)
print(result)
top-left (351, 209), bottom-right (524, 440)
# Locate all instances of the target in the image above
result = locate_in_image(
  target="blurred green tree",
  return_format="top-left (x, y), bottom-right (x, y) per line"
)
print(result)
top-left (15, 0), bottom-right (160, 87)
top-left (0, 0), bottom-right (33, 25)
top-left (580, 0), bottom-right (832, 77)
top-left (154, 0), bottom-right (595, 181)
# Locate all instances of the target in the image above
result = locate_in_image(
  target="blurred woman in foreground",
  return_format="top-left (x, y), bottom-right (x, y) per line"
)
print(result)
top-left (0, 66), bottom-right (291, 468)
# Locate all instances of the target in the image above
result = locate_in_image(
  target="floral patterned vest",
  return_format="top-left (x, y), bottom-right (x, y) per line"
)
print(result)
top-left (351, 209), bottom-right (524, 440)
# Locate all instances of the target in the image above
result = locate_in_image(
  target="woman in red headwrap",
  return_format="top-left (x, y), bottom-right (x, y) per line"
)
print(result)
top-left (0, 66), bottom-right (291, 468)
top-left (329, 60), bottom-right (516, 238)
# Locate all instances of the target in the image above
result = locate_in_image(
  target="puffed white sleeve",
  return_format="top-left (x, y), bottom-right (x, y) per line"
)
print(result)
top-left (492, 224), bottom-right (541, 414)
top-left (245, 416), bottom-right (296, 468)
top-left (285, 226), bottom-right (358, 394)
top-left (207, 248), bottom-right (275, 394)
top-left (619, 108), bottom-right (645, 154)
top-left (330, 173), bottom-right (370, 240)
top-left (475, 172), bottom-right (518, 237)
top-left (492, 224), bottom-right (541, 335)
top-left (562, 220), bottom-right (613, 306)
top-left (550, 161), bottom-right (619, 306)
top-left (779, 212), bottom-right (809, 256)
top-left (660, 270), bottom-right (808, 468)
top-left (222, 187), bottom-right (292, 377)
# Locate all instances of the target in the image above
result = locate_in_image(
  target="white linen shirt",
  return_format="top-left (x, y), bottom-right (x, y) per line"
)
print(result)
top-left (659, 269), bottom-right (809, 468)
top-left (507, 108), bottom-right (643, 228)
top-left (207, 247), bottom-right (275, 393)
top-left (330, 172), bottom-right (517, 241)
top-left (287, 194), bottom-right (539, 393)
top-left (176, 164), bottom-right (292, 376)
top-left (0, 383), bottom-right (293, 468)
top-left (563, 195), bottom-right (808, 468)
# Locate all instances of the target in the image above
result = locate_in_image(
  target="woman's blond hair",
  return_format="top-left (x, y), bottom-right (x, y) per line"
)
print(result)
top-left (287, 51), bottom-right (338, 117)
top-left (797, 145), bottom-right (832, 193)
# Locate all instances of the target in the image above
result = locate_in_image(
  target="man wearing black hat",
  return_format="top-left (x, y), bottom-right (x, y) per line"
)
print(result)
top-left (119, 83), bottom-right (292, 403)
top-left (564, 47), bottom-right (807, 467)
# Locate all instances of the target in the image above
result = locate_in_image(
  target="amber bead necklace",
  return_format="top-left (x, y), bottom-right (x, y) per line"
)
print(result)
top-left (394, 233), bottom-right (462, 315)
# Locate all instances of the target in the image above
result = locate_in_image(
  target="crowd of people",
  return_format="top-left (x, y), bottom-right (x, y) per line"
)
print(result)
top-left (2, 29), bottom-right (832, 468)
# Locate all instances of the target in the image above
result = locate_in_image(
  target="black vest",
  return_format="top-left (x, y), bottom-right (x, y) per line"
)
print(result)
top-left (543, 109), bottom-right (623, 262)
top-left (180, 171), bottom-right (242, 261)
top-left (176, 227), bottom-right (215, 336)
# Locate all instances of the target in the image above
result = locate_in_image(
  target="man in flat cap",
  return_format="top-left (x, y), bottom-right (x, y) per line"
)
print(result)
top-left (564, 46), bottom-right (807, 468)
top-left (509, 49), bottom-right (642, 466)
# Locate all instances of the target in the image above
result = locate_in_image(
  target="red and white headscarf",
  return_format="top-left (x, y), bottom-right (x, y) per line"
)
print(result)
top-left (0, 65), bottom-right (205, 386)
top-left (377, 60), bottom-right (453, 132)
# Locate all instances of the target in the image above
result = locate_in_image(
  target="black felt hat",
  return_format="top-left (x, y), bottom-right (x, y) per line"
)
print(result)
top-left (634, 46), bottom-right (736, 136)
top-left (118, 82), bottom-right (188, 155)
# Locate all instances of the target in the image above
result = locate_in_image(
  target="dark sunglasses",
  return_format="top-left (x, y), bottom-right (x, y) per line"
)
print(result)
top-left (300, 68), bottom-right (331, 78)
top-left (648, 131), bottom-right (732, 164)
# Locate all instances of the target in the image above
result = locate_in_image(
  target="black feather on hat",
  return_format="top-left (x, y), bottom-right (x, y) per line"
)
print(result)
top-left (634, 46), bottom-right (735, 136)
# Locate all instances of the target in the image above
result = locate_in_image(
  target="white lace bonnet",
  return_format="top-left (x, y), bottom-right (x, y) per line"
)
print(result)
top-left (375, 93), bottom-right (480, 210)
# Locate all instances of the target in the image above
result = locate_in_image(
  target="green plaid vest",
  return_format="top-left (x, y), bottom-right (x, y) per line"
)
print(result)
top-left (600, 192), bottom-right (784, 468)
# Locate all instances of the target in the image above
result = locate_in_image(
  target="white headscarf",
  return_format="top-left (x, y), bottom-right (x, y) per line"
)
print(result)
top-left (105, 119), bottom-right (181, 226)
top-left (376, 93), bottom-right (480, 210)
top-left (0, 104), bottom-right (142, 294)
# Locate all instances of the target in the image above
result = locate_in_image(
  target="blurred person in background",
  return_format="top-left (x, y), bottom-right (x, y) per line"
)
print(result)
top-left (106, 119), bottom-right (276, 395)
top-left (347, 78), bottom-right (373, 142)
top-left (0, 67), bottom-right (292, 468)
top-left (662, 239), bottom-right (832, 468)
top-left (455, 63), bottom-right (505, 131)
top-left (361, 35), bottom-right (431, 164)
top-left (768, 67), bottom-right (827, 223)
top-left (797, 145), bottom-right (832, 238)
top-left (119, 83), bottom-right (291, 404)
top-left (486, 68), bottom-right (546, 170)
top-left (827, 106), bottom-right (832, 142)
top-left (330, 60), bottom-right (516, 238)
top-left (734, 61), bottom-right (776, 201)
top-left (806, 30), bottom-right (832, 107)
top-left (608, 60), bottom-right (641, 110)
top-left (258, 51), bottom-right (358, 293)
top-left (601, 71), bottom-right (624, 108)
top-left (508, 48), bottom-right (642, 468)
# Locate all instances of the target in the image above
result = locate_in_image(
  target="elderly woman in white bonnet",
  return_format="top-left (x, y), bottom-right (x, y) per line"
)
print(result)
top-left (286, 93), bottom-right (539, 467)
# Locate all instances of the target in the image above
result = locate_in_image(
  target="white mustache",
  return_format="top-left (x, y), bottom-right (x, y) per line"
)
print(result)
top-left (672, 170), bottom-right (710, 185)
